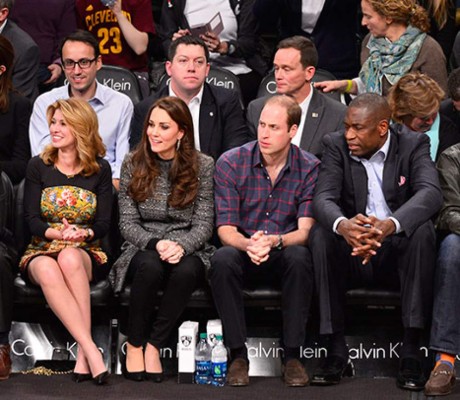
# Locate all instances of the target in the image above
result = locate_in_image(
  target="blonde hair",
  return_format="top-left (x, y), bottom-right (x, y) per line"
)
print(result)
top-left (387, 72), bottom-right (444, 122)
top-left (41, 98), bottom-right (106, 176)
top-left (425, 0), bottom-right (450, 29)
top-left (365, 0), bottom-right (431, 32)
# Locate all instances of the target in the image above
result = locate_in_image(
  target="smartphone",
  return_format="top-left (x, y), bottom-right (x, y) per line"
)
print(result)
top-left (100, 0), bottom-right (116, 6)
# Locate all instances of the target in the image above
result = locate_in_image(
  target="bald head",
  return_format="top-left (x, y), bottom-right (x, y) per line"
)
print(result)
top-left (263, 94), bottom-right (301, 130)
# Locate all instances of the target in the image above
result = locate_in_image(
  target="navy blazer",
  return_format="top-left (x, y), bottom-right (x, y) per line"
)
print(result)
top-left (246, 88), bottom-right (346, 158)
top-left (2, 20), bottom-right (39, 101)
top-left (253, 0), bottom-right (361, 78)
top-left (313, 129), bottom-right (443, 237)
top-left (129, 83), bottom-right (249, 160)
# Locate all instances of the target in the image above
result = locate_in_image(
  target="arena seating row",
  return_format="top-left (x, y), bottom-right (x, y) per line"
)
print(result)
top-left (3, 170), bottom-right (400, 328)
top-left (94, 63), bottom-right (345, 107)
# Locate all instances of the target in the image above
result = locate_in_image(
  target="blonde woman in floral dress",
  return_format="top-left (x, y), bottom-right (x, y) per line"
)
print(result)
top-left (19, 98), bottom-right (112, 385)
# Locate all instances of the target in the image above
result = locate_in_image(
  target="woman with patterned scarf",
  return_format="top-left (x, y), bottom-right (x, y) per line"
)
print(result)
top-left (315, 0), bottom-right (448, 97)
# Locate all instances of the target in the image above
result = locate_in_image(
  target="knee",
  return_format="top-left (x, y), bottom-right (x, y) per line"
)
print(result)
top-left (131, 250), bottom-right (163, 282)
top-left (172, 257), bottom-right (202, 282)
top-left (438, 233), bottom-right (460, 274)
top-left (210, 246), bottom-right (243, 280)
top-left (57, 248), bottom-right (85, 275)
top-left (410, 221), bottom-right (436, 245)
top-left (282, 246), bottom-right (313, 276)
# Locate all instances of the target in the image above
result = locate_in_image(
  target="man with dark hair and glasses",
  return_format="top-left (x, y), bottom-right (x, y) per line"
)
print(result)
top-left (29, 29), bottom-right (133, 190)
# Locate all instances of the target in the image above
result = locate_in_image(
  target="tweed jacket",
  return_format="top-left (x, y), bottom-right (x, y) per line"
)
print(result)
top-left (109, 151), bottom-right (215, 293)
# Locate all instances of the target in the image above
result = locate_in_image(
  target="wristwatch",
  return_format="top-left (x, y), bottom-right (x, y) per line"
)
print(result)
top-left (274, 234), bottom-right (283, 250)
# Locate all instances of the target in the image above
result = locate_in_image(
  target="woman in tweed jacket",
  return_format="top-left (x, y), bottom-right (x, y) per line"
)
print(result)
top-left (109, 96), bottom-right (215, 382)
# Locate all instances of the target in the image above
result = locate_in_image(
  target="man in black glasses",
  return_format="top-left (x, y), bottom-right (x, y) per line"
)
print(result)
top-left (29, 30), bottom-right (133, 190)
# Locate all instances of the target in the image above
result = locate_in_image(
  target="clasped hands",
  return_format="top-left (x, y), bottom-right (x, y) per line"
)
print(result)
top-left (246, 230), bottom-right (274, 266)
top-left (337, 214), bottom-right (396, 265)
top-left (60, 218), bottom-right (87, 242)
top-left (156, 239), bottom-right (185, 264)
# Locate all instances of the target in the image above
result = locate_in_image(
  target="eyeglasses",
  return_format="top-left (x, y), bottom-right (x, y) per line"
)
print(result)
top-left (62, 57), bottom-right (97, 70)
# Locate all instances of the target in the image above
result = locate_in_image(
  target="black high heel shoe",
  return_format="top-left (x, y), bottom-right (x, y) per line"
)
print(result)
top-left (121, 351), bottom-right (144, 382)
top-left (145, 371), bottom-right (164, 383)
top-left (71, 372), bottom-right (92, 383)
top-left (93, 370), bottom-right (110, 385)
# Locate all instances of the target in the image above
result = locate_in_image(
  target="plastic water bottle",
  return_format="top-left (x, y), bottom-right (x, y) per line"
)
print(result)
top-left (195, 333), bottom-right (212, 384)
top-left (211, 335), bottom-right (227, 387)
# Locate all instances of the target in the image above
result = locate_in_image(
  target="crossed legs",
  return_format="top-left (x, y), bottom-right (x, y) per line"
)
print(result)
top-left (27, 248), bottom-right (106, 377)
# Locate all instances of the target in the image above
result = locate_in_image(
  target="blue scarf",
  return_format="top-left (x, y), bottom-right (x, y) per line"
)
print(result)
top-left (359, 26), bottom-right (426, 94)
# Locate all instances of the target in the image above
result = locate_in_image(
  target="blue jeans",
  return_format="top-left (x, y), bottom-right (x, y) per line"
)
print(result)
top-left (430, 233), bottom-right (460, 354)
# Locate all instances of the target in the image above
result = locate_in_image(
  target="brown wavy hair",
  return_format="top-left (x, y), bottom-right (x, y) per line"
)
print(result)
top-left (387, 72), bottom-right (444, 122)
top-left (128, 96), bottom-right (199, 208)
top-left (41, 98), bottom-right (106, 176)
top-left (365, 0), bottom-right (431, 32)
top-left (0, 36), bottom-right (14, 113)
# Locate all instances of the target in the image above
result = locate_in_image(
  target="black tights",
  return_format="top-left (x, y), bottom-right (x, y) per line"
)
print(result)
top-left (126, 249), bottom-right (203, 349)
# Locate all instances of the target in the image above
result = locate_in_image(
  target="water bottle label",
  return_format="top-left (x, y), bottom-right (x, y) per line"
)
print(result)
top-left (212, 362), bottom-right (227, 378)
top-left (196, 360), bottom-right (211, 373)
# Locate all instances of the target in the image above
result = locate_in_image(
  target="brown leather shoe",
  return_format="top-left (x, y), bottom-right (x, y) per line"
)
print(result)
top-left (0, 344), bottom-right (11, 380)
top-left (424, 363), bottom-right (456, 396)
top-left (227, 358), bottom-right (249, 386)
top-left (283, 359), bottom-right (309, 387)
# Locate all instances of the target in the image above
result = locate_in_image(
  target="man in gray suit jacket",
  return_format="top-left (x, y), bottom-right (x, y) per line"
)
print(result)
top-left (246, 36), bottom-right (346, 158)
top-left (0, 0), bottom-right (39, 101)
top-left (309, 94), bottom-right (443, 390)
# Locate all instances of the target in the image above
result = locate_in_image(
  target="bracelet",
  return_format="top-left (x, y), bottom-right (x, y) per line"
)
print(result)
top-left (344, 79), bottom-right (353, 94)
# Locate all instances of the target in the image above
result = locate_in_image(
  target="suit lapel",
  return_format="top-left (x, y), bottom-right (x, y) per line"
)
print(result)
top-left (382, 131), bottom-right (398, 208)
top-left (299, 89), bottom-right (323, 150)
top-left (198, 85), bottom-right (216, 155)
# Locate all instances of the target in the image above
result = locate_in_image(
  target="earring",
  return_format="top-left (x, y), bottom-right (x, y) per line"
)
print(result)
top-left (176, 138), bottom-right (181, 151)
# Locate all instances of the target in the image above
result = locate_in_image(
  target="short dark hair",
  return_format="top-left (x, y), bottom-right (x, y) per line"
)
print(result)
top-left (447, 68), bottom-right (460, 101)
top-left (168, 35), bottom-right (209, 63)
top-left (349, 93), bottom-right (391, 122)
top-left (0, 0), bottom-right (15, 10)
top-left (277, 36), bottom-right (318, 69)
top-left (264, 94), bottom-right (301, 129)
top-left (59, 30), bottom-right (100, 60)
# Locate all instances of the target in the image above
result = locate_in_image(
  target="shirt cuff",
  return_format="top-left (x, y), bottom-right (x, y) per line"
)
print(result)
top-left (388, 217), bottom-right (402, 234)
top-left (333, 217), bottom-right (347, 234)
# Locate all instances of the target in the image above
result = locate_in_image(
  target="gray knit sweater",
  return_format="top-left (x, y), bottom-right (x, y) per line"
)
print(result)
top-left (109, 151), bottom-right (215, 293)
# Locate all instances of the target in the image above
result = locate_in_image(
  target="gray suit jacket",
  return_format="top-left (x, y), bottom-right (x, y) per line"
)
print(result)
top-left (2, 20), bottom-right (39, 101)
top-left (313, 129), bottom-right (443, 237)
top-left (246, 88), bottom-right (346, 158)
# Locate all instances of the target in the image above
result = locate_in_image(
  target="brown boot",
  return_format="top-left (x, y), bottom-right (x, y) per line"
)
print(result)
top-left (0, 344), bottom-right (11, 380)
top-left (227, 358), bottom-right (249, 386)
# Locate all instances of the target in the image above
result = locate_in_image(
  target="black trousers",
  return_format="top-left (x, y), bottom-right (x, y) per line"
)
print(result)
top-left (126, 249), bottom-right (204, 348)
top-left (0, 242), bottom-right (14, 333)
top-left (209, 245), bottom-right (313, 350)
top-left (308, 221), bottom-right (436, 335)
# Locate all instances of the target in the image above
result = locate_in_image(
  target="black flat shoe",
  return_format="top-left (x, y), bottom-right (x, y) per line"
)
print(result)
top-left (93, 370), bottom-right (110, 385)
top-left (396, 357), bottom-right (425, 391)
top-left (71, 372), bottom-right (92, 383)
top-left (310, 355), bottom-right (354, 386)
top-left (145, 371), bottom-right (164, 383)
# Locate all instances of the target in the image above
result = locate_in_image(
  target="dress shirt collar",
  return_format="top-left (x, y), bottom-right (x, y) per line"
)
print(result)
top-left (169, 83), bottom-right (204, 105)
top-left (253, 141), bottom-right (293, 173)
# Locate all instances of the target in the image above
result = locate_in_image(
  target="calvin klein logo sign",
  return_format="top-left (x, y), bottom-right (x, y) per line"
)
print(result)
top-left (100, 77), bottom-right (132, 92)
top-left (206, 76), bottom-right (235, 90)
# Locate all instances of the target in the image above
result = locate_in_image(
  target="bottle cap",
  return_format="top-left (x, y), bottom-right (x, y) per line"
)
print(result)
top-left (215, 334), bottom-right (223, 341)
top-left (199, 333), bottom-right (207, 339)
